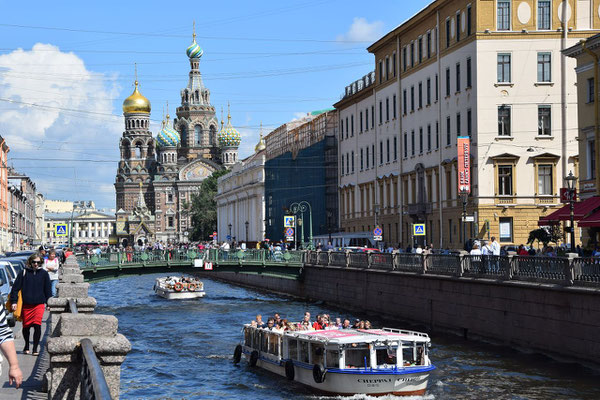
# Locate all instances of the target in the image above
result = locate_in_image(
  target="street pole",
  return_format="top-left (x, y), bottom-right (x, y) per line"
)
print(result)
top-left (570, 197), bottom-right (575, 253)
top-left (290, 201), bottom-right (313, 249)
top-left (460, 189), bottom-right (468, 250)
top-left (565, 171), bottom-right (577, 253)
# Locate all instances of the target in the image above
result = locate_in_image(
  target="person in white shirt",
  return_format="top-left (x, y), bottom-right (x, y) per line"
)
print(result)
top-left (490, 237), bottom-right (501, 256)
top-left (470, 244), bottom-right (482, 255)
top-left (415, 245), bottom-right (423, 254)
top-left (44, 250), bottom-right (60, 297)
top-left (481, 241), bottom-right (491, 255)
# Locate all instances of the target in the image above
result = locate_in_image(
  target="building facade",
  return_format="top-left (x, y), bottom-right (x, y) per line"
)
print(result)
top-left (216, 134), bottom-right (266, 243)
top-left (0, 136), bottom-right (8, 252)
top-left (8, 170), bottom-right (37, 251)
top-left (44, 210), bottom-right (115, 246)
top-left (336, 0), bottom-right (597, 249)
top-left (264, 110), bottom-right (338, 243)
top-left (114, 31), bottom-right (240, 246)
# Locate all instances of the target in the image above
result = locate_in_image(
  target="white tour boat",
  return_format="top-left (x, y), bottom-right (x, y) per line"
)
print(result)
top-left (234, 325), bottom-right (434, 396)
top-left (153, 276), bottom-right (206, 300)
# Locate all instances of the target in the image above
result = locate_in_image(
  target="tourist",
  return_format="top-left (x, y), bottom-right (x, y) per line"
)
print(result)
top-left (44, 250), bottom-right (60, 297)
top-left (415, 245), bottom-right (423, 254)
top-left (470, 244), bottom-right (482, 255)
top-left (358, 320), bottom-right (366, 329)
top-left (342, 319), bottom-right (351, 329)
top-left (364, 320), bottom-right (372, 329)
top-left (9, 253), bottom-right (52, 356)
top-left (312, 315), bottom-right (323, 330)
top-left (64, 247), bottom-right (74, 259)
top-left (0, 301), bottom-right (22, 388)
top-left (302, 311), bottom-right (311, 326)
top-left (255, 314), bottom-right (264, 327)
top-left (517, 245), bottom-right (529, 256)
top-left (352, 319), bottom-right (361, 329)
top-left (265, 318), bottom-right (275, 330)
top-left (334, 317), bottom-right (342, 329)
top-left (490, 237), bottom-right (501, 256)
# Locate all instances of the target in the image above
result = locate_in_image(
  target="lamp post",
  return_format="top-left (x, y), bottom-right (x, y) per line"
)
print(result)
top-left (245, 221), bottom-right (249, 243)
top-left (326, 210), bottom-right (332, 244)
top-left (459, 189), bottom-right (469, 250)
top-left (374, 203), bottom-right (380, 249)
top-left (565, 171), bottom-right (577, 252)
top-left (228, 223), bottom-right (232, 243)
top-left (290, 201), bottom-right (313, 249)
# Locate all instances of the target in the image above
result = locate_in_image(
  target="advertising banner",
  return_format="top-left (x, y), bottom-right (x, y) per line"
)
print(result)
top-left (457, 136), bottom-right (471, 194)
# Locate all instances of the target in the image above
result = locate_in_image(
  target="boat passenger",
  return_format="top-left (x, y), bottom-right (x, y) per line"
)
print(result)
top-left (250, 321), bottom-right (257, 328)
top-left (364, 320), bottom-right (372, 329)
top-left (312, 315), bottom-right (324, 330)
top-left (265, 318), bottom-right (275, 330)
top-left (334, 317), bottom-right (342, 329)
top-left (342, 319), bottom-right (351, 329)
top-left (299, 320), bottom-right (310, 330)
top-left (255, 314), bottom-right (264, 327)
top-left (358, 321), bottom-right (365, 329)
top-left (302, 311), bottom-right (311, 326)
top-left (352, 319), bottom-right (361, 329)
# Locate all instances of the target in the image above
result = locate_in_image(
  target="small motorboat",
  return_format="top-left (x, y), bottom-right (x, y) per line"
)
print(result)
top-left (234, 325), bottom-right (434, 396)
top-left (153, 276), bottom-right (206, 299)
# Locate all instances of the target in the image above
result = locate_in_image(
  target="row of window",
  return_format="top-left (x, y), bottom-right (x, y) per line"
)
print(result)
top-left (340, 94), bottom-right (399, 140)
top-left (497, 52), bottom-right (552, 83)
top-left (445, 4), bottom-right (473, 49)
top-left (378, 53), bottom-right (397, 84)
top-left (498, 104), bottom-right (552, 137)
top-left (340, 137), bottom-right (399, 175)
top-left (497, 163), bottom-right (554, 196)
top-left (497, 0), bottom-right (552, 31)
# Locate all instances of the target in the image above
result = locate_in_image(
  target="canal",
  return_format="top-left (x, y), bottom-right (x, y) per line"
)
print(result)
top-left (90, 274), bottom-right (600, 399)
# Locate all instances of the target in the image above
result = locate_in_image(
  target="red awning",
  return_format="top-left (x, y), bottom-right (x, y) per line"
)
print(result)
top-left (578, 208), bottom-right (600, 227)
top-left (538, 196), bottom-right (600, 226)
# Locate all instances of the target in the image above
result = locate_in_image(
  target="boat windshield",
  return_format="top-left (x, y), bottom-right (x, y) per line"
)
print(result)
top-left (375, 346), bottom-right (398, 368)
top-left (344, 345), bottom-right (370, 369)
top-left (402, 341), bottom-right (427, 367)
top-left (310, 343), bottom-right (324, 365)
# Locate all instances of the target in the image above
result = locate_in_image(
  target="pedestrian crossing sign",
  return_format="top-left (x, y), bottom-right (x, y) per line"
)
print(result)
top-left (55, 224), bottom-right (68, 237)
top-left (413, 223), bottom-right (425, 236)
top-left (284, 216), bottom-right (295, 228)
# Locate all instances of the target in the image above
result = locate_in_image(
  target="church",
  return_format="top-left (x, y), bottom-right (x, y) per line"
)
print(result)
top-left (114, 30), bottom-right (242, 246)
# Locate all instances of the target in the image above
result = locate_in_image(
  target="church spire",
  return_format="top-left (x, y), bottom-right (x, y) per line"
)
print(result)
top-left (136, 182), bottom-right (147, 209)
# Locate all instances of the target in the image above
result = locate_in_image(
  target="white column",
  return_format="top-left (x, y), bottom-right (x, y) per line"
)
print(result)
top-left (87, 222), bottom-right (91, 238)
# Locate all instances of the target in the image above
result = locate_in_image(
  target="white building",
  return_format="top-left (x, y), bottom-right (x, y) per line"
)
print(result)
top-left (216, 135), bottom-right (266, 243)
top-left (336, 0), bottom-right (597, 248)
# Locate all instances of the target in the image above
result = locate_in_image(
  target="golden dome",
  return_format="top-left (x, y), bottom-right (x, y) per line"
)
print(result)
top-left (255, 133), bottom-right (266, 152)
top-left (122, 81), bottom-right (151, 114)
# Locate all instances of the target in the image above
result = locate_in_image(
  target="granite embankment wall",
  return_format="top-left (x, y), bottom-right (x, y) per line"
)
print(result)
top-left (198, 265), bottom-right (600, 365)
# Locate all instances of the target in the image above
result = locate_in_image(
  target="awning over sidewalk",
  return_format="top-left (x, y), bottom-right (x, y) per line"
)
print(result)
top-left (577, 208), bottom-right (600, 227)
top-left (538, 196), bottom-right (600, 226)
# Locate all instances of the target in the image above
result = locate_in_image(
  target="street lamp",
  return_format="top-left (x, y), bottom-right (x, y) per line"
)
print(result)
top-left (228, 223), bottom-right (232, 242)
top-left (565, 171), bottom-right (578, 252)
top-left (245, 221), bottom-right (249, 243)
top-left (290, 201), bottom-right (313, 249)
top-left (459, 188), bottom-right (469, 250)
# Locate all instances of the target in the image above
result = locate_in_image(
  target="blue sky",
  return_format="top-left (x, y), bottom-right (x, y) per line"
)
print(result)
top-left (0, 0), bottom-right (429, 208)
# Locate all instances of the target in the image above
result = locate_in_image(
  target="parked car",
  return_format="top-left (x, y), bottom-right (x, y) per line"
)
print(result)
top-left (0, 261), bottom-right (16, 327)
top-left (9, 251), bottom-right (36, 257)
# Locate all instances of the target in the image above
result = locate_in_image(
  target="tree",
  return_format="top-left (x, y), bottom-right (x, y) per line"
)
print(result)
top-left (188, 169), bottom-right (229, 241)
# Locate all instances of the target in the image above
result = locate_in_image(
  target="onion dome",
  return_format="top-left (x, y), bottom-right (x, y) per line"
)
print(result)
top-left (218, 105), bottom-right (241, 148)
top-left (255, 123), bottom-right (266, 152)
top-left (122, 80), bottom-right (151, 114)
top-left (157, 114), bottom-right (180, 147)
top-left (186, 25), bottom-right (203, 59)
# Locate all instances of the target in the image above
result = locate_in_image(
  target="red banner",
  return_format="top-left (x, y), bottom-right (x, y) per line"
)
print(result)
top-left (457, 136), bottom-right (471, 194)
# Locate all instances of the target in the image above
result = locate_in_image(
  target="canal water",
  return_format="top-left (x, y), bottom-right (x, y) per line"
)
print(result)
top-left (90, 274), bottom-right (600, 400)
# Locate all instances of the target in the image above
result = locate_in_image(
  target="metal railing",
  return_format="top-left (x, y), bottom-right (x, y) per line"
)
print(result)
top-left (304, 251), bottom-right (600, 287)
top-left (68, 300), bottom-right (112, 400)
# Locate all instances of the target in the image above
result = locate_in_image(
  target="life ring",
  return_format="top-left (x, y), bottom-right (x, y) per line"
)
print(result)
top-left (249, 350), bottom-right (259, 367)
top-left (188, 283), bottom-right (196, 292)
top-left (284, 359), bottom-right (295, 380)
top-left (233, 345), bottom-right (242, 364)
top-left (173, 282), bottom-right (183, 292)
top-left (312, 363), bottom-right (326, 383)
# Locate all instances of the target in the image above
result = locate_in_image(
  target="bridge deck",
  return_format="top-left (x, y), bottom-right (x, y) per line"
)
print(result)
top-left (0, 312), bottom-right (49, 399)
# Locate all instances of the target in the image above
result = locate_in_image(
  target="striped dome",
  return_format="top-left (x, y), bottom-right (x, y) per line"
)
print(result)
top-left (186, 39), bottom-right (203, 59)
top-left (157, 119), bottom-right (180, 147)
top-left (218, 114), bottom-right (241, 148)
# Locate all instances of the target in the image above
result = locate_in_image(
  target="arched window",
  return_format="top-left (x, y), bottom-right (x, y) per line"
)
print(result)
top-left (195, 125), bottom-right (203, 146)
top-left (209, 125), bottom-right (216, 146)
top-left (135, 145), bottom-right (142, 159)
top-left (181, 125), bottom-right (187, 144)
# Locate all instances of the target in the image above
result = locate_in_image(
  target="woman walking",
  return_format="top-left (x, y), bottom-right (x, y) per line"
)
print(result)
top-left (44, 249), bottom-right (60, 297)
top-left (9, 253), bottom-right (52, 355)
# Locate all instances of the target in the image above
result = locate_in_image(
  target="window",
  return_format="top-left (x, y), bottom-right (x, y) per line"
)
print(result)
top-left (379, 60), bottom-right (383, 83)
top-left (498, 105), bottom-right (511, 136)
top-left (403, 47), bottom-right (407, 71)
top-left (403, 90), bottom-right (407, 114)
top-left (411, 86), bottom-right (415, 111)
top-left (427, 78), bottom-right (431, 105)
top-left (167, 192), bottom-right (173, 202)
top-left (499, 217), bottom-right (513, 242)
top-left (345, 118), bottom-right (349, 139)
top-left (427, 31), bottom-right (431, 58)
top-left (427, 124), bottom-right (432, 151)
top-left (372, 144), bottom-right (375, 167)
top-left (340, 119), bottom-right (344, 138)
top-left (393, 94), bottom-right (397, 119)
top-left (366, 146), bottom-right (370, 167)
top-left (411, 42), bottom-right (415, 67)
top-left (380, 141), bottom-right (383, 164)
top-left (456, 63), bottom-right (461, 92)
top-left (537, 52), bottom-right (551, 82)
top-left (498, 165), bottom-right (513, 195)
top-left (446, 116), bottom-right (451, 145)
top-left (446, 18), bottom-right (451, 48)
top-left (538, 0), bottom-right (551, 30)
top-left (589, 140), bottom-right (596, 179)
top-left (445, 67), bottom-right (451, 96)
top-left (351, 151), bottom-right (355, 173)
top-left (386, 139), bottom-right (390, 162)
top-left (394, 136), bottom-right (398, 160)
top-left (346, 153), bottom-right (349, 174)
top-left (588, 78), bottom-right (595, 103)
top-left (351, 115), bottom-right (354, 136)
top-left (403, 133), bottom-right (408, 158)
top-left (418, 82), bottom-right (423, 108)
top-left (456, 112), bottom-right (461, 137)
top-left (168, 216), bottom-right (174, 228)
top-left (497, 54), bottom-right (511, 82)
top-left (467, 109), bottom-right (472, 137)
top-left (379, 101), bottom-right (383, 124)
top-left (371, 106), bottom-right (375, 128)
top-left (418, 37), bottom-right (423, 63)
top-left (538, 105), bottom-right (551, 136)
top-left (386, 57), bottom-right (390, 80)
top-left (467, 5), bottom-right (472, 36)
top-left (466, 57), bottom-right (472, 88)
top-left (436, 121), bottom-right (439, 149)
top-left (497, 0), bottom-right (511, 31)
top-left (360, 148), bottom-right (364, 170)
top-left (393, 52), bottom-right (397, 77)
top-left (456, 12), bottom-right (461, 41)
top-left (435, 74), bottom-right (439, 101)
top-left (410, 130), bottom-right (415, 155)
top-left (538, 164), bottom-right (553, 195)
top-left (360, 111), bottom-right (363, 133)
top-left (386, 98), bottom-right (390, 121)
top-left (366, 108), bottom-right (369, 129)
top-left (419, 127), bottom-right (423, 154)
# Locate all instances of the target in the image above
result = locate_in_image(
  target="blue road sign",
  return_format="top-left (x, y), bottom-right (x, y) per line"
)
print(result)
top-left (285, 227), bottom-right (294, 237)
top-left (413, 223), bottom-right (426, 236)
top-left (55, 224), bottom-right (68, 237)
top-left (226, 235), bottom-right (232, 240)
top-left (373, 226), bottom-right (382, 236)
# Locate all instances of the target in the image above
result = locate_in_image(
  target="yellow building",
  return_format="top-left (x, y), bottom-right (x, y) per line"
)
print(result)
top-left (336, 0), bottom-right (598, 249)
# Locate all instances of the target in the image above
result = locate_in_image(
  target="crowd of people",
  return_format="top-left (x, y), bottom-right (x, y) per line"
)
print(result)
top-left (250, 312), bottom-right (373, 332)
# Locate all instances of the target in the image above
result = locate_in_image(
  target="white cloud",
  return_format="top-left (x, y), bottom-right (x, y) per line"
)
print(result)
top-left (0, 43), bottom-right (121, 207)
top-left (337, 17), bottom-right (385, 43)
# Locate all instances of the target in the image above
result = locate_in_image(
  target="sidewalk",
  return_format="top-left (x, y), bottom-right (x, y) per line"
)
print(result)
top-left (0, 311), bottom-right (49, 399)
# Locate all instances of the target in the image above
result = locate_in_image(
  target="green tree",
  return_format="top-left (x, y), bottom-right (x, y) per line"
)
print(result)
top-left (189, 169), bottom-right (229, 241)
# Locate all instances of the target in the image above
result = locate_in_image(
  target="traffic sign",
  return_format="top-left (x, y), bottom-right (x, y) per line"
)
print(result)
top-left (285, 227), bottom-right (294, 237)
top-left (284, 216), bottom-right (295, 228)
top-left (373, 226), bottom-right (382, 236)
top-left (462, 215), bottom-right (475, 222)
top-left (55, 224), bottom-right (68, 237)
top-left (560, 188), bottom-right (577, 203)
top-left (226, 235), bottom-right (232, 240)
top-left (413, 223), bottom-right (426, 236)
top-left (374, 235), bottom-right (383, 241)
top-left (204, 262), bottom-right (213, 270)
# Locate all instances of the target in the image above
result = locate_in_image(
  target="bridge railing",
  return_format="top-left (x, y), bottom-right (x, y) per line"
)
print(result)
top-left (305, 250), bottom-right (599, 287)
top-left (78, 249), bottom-right (204, 268)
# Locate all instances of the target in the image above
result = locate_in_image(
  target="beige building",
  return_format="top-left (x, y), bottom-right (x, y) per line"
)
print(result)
top-left (336, 0), bottom-right (598, 248)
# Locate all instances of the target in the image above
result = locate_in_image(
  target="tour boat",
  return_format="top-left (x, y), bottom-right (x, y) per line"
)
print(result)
top-left (153, 276), bottom-right (206, 299)
top-left (234, 325), bottom-right (434, 396)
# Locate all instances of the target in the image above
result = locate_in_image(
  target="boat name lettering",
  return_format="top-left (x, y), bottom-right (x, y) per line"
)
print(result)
top-left (357, 378), bottom-right (392, 384)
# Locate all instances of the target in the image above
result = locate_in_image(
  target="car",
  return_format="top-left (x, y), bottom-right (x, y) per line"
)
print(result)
top-left (1, 258), bottom-right (26, 277)
top-left (0, 261), bottom-right (16, 327)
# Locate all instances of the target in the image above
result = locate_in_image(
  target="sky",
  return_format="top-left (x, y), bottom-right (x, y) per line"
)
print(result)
top-left (0, 0), bottom-right (430, 209)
